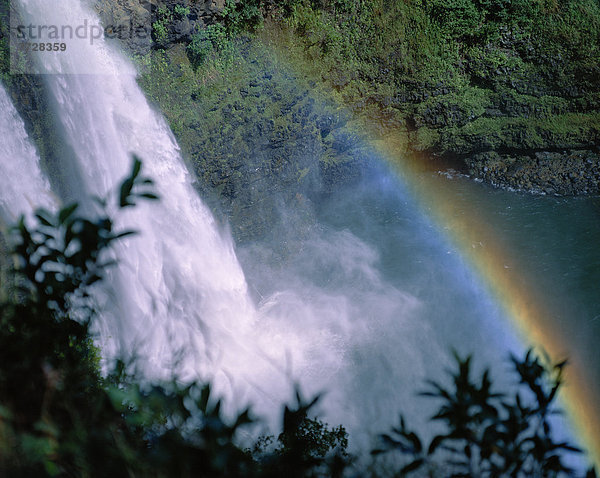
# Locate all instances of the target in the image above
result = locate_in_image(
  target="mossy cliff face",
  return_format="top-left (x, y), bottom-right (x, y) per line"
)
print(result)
top-left (94, 0), bottom-right (227, 55)
top-left (136, 38), bottom-right (368, 243)
top-left (94, 0), bottom-right (371, 243)
top-left (127, 0), bottom-right (600, 197)
top-left (263, 0), bottom-right (600, 195)
top-left (95, 0), bottom-right (599, 238)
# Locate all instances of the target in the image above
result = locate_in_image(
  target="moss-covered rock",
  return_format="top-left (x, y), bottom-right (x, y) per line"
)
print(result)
top-left (264, 0), bottom-right (600, 195)
top-left (94, 0), bottom-right (226, 55)
top-left (137, 38), bottom-right (367, 242)
top-left (466, 150), bottom-right (600, 195)
top-left (14, 0), bottom-right (599, 209)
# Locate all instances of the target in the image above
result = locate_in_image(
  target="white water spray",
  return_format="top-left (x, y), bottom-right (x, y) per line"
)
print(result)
top-left (14, 0), bottom-right (262, 384)
top-left (0, 83), bottom-right (55, 223)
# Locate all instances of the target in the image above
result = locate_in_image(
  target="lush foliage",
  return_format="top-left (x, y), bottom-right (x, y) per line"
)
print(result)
top-left (138, 36), bottom-right (364, 243)
top-left (152, 6), bottom-right (174, 47)
top-left (137, 0), bottom-right (600, 199)
top-left (221, 0), bottom-right (263, 35)
top-left (373, 351), bottom-right (596, 477)
top-left (3, 0), bottom-right (600, 471)
top-left (201, 0), bottom-right (599, 162)
top-left (187, 23), bottom-right (234, 68)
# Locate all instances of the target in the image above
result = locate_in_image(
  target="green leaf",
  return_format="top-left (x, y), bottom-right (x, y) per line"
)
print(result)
top-left (407, 432), bottom-right (422, 453)
top-left (115, 230), bottom-right (138, 239)
top-left (400, 458), bottom-right (424, 474)
top-left (131, 156), bottom-right (142, 179)
top-left (35, 212), bottom-right (54, 228)
top-left (428, 434), bottom-right (447, 455)
top-left (139, 192), bottom-right (160, 201)
top-left (33, 420), bottom-right (59, 437)
top-left (119, 178), bottom-right (134, 208)
top-left (0, 404), bottom-right (13, 420)
top-left (58, 203), bottom-right (78, 224)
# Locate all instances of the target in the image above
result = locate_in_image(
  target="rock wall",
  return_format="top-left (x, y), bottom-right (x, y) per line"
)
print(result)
top-left (94, 0), bottom-right (225, 55)
top-left (137, 37), bottom-right (367, 243)
top-left (6, 0), bottom-right (600, 199)
top-left (465, 150), bottom-right (600, 195)
top-left (273, 1), bottom-right (600, 196)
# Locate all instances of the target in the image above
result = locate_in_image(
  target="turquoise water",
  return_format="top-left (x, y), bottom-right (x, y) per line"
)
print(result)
top-left (432, 171), bottom-right (600, 401)
top-left (463, 176), bottom-right (600, 426)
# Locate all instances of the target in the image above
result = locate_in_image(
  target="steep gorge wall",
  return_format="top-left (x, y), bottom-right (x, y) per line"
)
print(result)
top-left (319, 1), bottom-right (600, 195)
top-left (131, 0), bottom-right (600, 196)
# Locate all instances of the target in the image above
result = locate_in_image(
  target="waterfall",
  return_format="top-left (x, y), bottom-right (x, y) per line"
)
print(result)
top-left (13, 0), bottom-right (263, 390)
top-left (0, 83), bottom-right (55, 223)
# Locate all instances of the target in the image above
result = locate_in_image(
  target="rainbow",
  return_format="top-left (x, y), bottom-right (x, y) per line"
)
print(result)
top-left (373, 134), bottom-right (600, 470)
top-left (263, 59), bottom-right (600, 469)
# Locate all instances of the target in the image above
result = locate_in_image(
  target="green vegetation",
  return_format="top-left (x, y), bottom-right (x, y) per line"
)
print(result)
top-left (221, 0), bottom-right (263, 35)
top-left (265, 0), bottom-right (600, 152)
top-left (436, 112), bottom-right (600, 154)
top-left (187, 23), bottom-right (235, 69)
top-left (152, 6), bottom-right (174, 47)
top-left (0, 158), bottom-right (595, 476)
top-left (137, 34), bottom-right (365, 242)
top-left (173, 4), bottom-right (190, 17)
top-left (1, 0), bottom-right (599, 472)
top-left (4, 0), bottom-right (600, 196)
top-left (373, 351), bottom-right (589, 477)
top-left (130, 0), bottom-right (600, 198)
top-left (0, 0), bottom-right (10, 83)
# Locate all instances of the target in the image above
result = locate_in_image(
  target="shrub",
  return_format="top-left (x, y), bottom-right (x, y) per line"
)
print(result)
top-left (427, 0), bottom-right (483, 40)
top-left (0, 157), bottom-right (158, 475)
top-left (152, 6), bottom-right (174, 47)
top-left (174, 4), bottom-right (191, 17)
top-left (0, 157), bottom-right (350, 476)
top-left (187, 23), bottom-right (234, 69)
top-left (0, 157), bottom-right (596, 476)
top-left (222, 0), bottom-right (263, 35)
top-left (373, 350), bottom-right (596, 477)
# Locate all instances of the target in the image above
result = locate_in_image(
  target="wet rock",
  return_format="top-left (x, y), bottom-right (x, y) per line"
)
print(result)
top-left (465, 149), bottom-right (600, 195)
top-left (94, 0), bottom-right (153, 55)
top-left (95, 0), bottom-right (225, 53)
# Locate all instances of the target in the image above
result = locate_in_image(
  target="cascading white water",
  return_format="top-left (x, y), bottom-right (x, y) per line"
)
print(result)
top-left (14, 0), bottom-right (262, 387)
top-left (0, 83), bottom-right (55, 223)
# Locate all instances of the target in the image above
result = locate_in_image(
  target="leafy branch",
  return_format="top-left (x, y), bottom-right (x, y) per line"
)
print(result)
top-left (373, 350), bottom-right (596, 478)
